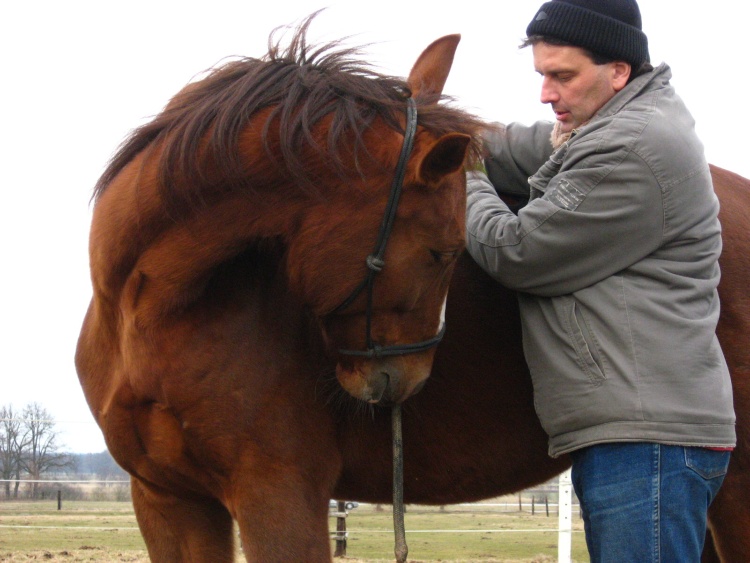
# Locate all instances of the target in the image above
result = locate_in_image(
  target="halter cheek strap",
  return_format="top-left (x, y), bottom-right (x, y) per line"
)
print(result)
top-left (331, 98), bottom-right (447, 359)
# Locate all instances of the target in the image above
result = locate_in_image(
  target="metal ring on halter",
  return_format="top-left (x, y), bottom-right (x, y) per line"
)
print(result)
top-left (366, 255), bottom-right (385, 272)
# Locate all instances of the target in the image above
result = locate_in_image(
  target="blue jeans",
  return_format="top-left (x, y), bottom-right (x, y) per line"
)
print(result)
top-left (570, 443), bottom-right (730, 563)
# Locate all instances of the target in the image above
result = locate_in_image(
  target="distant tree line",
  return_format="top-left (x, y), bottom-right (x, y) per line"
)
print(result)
top-left (0, 402), bottom-right (73, 498)
top-left (71, 451), bottom-right (128, 479)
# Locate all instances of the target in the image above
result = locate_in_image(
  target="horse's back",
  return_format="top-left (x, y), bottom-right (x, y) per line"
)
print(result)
top-left (709, 164), bottom-right (750, 562)
top-left (714, 165), bottom-right (750, 361)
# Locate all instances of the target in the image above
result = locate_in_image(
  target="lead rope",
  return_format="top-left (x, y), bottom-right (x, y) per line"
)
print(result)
top-left (392, 404), bottom-right (408, 562)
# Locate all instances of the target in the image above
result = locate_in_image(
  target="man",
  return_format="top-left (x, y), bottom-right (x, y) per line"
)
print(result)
top-left (464, 0), bottom-right (736, 560)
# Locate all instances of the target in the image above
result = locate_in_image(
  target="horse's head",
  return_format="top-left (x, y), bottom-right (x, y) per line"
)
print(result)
top-left (104, 19), bottom-right (482, 406)
top-left (284, 35), bottom-right (480, 404)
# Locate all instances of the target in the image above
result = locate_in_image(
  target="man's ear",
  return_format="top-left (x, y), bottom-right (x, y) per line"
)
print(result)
top-left (612, 61), bottom-right (632, 91)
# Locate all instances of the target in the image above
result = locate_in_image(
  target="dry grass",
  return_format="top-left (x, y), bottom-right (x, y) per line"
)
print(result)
top-left (0, 550), bottom-right (566, 563)
top-left (0, 548), bottom-right (148, 562)
top-left (1, 499), bottom-right (587, 562)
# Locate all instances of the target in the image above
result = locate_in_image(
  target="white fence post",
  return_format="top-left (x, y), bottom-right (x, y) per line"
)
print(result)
top-left (557, 468), bottom-right (573, 563)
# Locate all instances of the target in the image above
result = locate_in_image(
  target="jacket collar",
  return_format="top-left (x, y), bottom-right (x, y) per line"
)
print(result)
top-left (594, 62), bottom-right (672, 122)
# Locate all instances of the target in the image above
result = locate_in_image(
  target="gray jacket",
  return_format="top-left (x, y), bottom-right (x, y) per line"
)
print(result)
top-left (465, 63), bottom-right (736, 457)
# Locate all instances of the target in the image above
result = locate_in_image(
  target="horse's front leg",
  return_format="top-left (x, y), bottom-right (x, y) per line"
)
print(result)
top-left (231, 463), bottom-right (337, 562)
top-left (227, 397), bottom-right (342, 563)
top-left (131, 476), bottom-right (235, 562)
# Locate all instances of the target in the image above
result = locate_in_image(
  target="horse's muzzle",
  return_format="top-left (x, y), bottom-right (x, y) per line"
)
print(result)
top-left (335, 355), bottom-right (432, 404)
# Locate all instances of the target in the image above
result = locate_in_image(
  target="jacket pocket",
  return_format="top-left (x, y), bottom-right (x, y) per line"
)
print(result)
top-left (567, 300), bottom-right (606, 385)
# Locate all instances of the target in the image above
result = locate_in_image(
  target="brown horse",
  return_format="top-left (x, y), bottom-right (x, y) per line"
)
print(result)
top-left (76, 16), bottom-right (481, 562)
top-left (76, 18), bottom-right (750, 563)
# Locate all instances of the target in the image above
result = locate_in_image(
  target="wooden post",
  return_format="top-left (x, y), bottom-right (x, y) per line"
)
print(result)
top-left (545, 495), bottom-right (549, 517)
top-left (531, 495), bottom-right (535, 515)
top-left (57, 490), bottom-right (62, 511)
top-left (333, 500), bottom-right (347, 557)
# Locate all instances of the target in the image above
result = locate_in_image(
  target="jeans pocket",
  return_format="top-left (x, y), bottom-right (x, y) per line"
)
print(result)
top-left (684, 447), bottom-right (730, 480)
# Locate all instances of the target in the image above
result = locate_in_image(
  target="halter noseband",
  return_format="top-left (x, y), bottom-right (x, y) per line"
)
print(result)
top-left (330, 98), bottom-right (447, 359)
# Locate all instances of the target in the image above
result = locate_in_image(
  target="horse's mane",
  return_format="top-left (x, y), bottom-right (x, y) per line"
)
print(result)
top-left (93, 12), bottom-right (482, 208)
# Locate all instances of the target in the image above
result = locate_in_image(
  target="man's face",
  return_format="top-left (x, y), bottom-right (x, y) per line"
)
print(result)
top-left (532, 42), bottom-right (630, 134)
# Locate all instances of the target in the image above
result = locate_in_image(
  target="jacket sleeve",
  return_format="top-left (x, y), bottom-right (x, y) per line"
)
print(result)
top-left (483, 122), bottom-right (555, 198)
top-left (465, 148), bottom-right (665, 297)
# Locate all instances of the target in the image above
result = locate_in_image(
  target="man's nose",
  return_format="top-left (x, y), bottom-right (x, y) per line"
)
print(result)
top-left (540, 77), bottom-right (558, 104)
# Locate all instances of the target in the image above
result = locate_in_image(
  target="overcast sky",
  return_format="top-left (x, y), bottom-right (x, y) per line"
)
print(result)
top-left (2, 1), bottom-right (747, 453)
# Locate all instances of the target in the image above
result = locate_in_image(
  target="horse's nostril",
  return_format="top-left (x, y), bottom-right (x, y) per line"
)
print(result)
top-left (364, 372), bottom-right (390, 404)
top-left (380, 371), bottom-right (395, 404)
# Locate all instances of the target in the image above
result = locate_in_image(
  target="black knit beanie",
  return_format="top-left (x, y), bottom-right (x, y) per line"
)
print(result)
top-left (526, 0), bottom-right (650, 67)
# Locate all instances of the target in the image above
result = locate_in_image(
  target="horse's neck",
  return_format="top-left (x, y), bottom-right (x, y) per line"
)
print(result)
top-left (89, 152), bottom-right (304, 329)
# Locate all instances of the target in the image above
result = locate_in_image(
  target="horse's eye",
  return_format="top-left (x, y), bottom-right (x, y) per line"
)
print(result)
top-left (430, 249), bottom-right (459, 263)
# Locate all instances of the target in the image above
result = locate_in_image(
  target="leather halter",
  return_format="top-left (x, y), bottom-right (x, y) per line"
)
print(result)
top-left (331, 98), bottom-right (447, 359)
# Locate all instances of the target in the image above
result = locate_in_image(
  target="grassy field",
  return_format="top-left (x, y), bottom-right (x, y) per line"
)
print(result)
top-left (0, 500), bottom-right (589, 562)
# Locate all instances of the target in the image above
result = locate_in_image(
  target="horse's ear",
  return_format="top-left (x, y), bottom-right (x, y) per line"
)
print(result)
top-left (417, 133), bottom-right (472, 185)
top-left (407, 34), bottom-right (461, 98)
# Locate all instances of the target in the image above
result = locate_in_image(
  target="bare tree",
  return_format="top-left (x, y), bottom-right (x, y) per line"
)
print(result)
top-left (0, 404), bottom-right (23, 498)
top-left (18, 403), bottom-right (73, 498)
